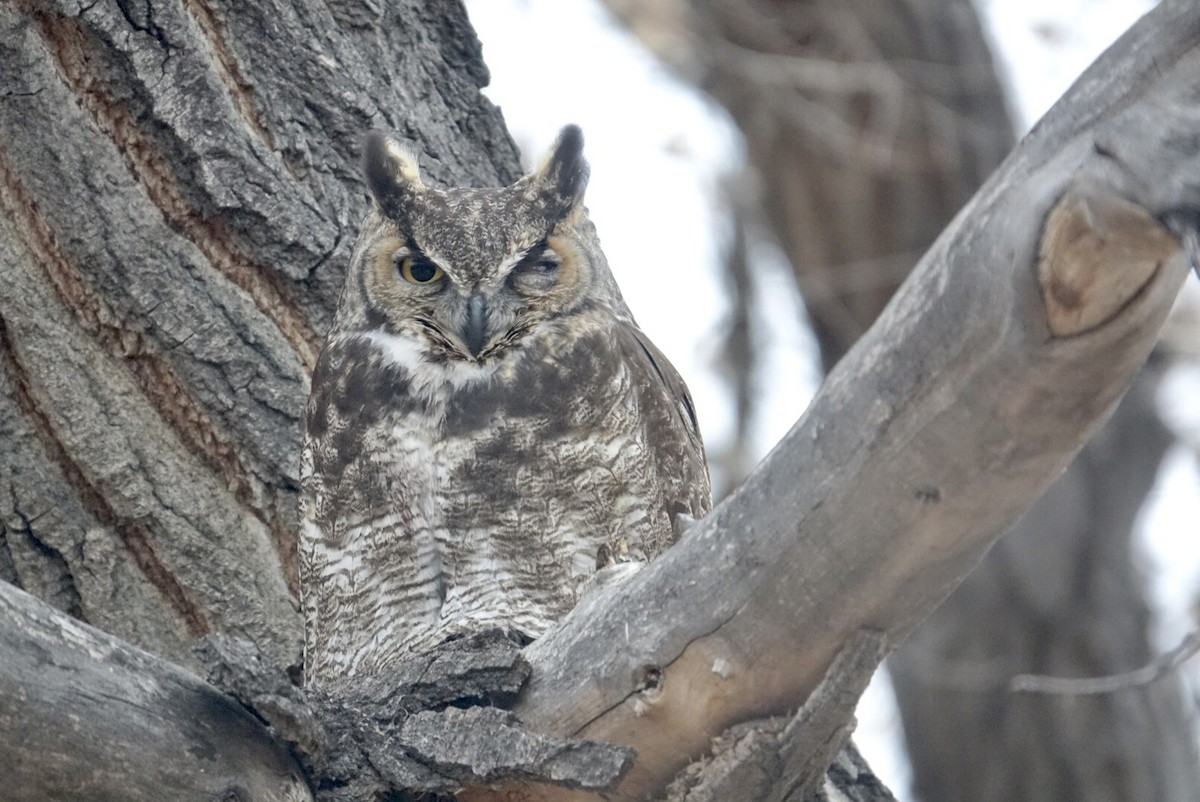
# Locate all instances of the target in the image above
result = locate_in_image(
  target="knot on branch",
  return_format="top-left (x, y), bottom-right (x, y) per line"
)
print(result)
top-left (194, 629), bottom-right (633, 801)
top-left (1037, 189), bottom-right (1181, 337)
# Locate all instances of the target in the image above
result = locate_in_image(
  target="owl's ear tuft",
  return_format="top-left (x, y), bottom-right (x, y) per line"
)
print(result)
top-left (530, 125), bottom-right (589, 217)
top-left (362, 131), bottom-right (425, 212)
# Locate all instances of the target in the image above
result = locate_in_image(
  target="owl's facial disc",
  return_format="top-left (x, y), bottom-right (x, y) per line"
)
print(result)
top-left (358, 125), bottom-right (598, 365)
top-left (367, 234), bottom-right (585, 365)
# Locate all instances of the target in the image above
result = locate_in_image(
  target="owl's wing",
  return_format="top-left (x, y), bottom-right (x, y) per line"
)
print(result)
top-left (617, 323), bottom-right (713, 536)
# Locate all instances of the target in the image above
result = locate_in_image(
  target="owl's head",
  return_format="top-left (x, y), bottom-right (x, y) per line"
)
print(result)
top-left (337, 125), bottom-right (626, 364)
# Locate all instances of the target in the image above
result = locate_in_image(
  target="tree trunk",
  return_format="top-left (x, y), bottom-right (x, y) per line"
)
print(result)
top-left (0, 0), bottom-right (519, 672)
top-left (708, 0), bottom-right (1015, 373)
top-left (0, 2), bottom-right (896, 799)
top-left (600, 0), bottom-right (1014, 373)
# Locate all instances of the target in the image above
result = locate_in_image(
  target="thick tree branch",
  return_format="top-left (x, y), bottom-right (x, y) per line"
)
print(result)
top-left (0, 581), bottom-right (311, 802)
top-left (890, 361), bottom-right (1200, 802)
top-left (463, 3), bottom-right (1200, 799)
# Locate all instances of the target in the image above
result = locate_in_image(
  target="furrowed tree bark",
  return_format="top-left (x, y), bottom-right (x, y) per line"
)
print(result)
top-left (0, 0), bottom-right (519, 672)
top-left (461, 1), bottom-right (1200, 798)
top-left (0, 1), bottom-right (891, 799)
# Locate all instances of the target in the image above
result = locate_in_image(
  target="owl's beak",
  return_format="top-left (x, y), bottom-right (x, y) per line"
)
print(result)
top-left (464, 293), bottom-right (488, 358)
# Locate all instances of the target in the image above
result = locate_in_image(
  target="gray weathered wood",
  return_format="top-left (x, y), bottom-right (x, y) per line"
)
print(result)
top-left (459, 2), bottom-right (1200, 798)
top-left (0, 587), bottom-right (635, 802)
top-left (611, 1), bottom-right (1198, 797)
top-left (0, 580), bottom-right (311, 802)
top-left (659, 630), bottom-right (887, 802)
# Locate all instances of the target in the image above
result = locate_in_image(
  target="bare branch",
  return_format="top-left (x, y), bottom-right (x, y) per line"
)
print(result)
top-left (0, 581), bottom-right (312, 802)
top-left (1011, 629), bottom-right (1200, 696)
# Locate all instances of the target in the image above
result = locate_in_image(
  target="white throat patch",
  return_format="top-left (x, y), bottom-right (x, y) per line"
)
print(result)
top-left (360, 330), bottom-right (504, 401)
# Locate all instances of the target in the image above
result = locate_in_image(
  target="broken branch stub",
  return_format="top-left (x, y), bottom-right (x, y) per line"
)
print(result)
top-left (1038, 189), bottom-right (1181, 337)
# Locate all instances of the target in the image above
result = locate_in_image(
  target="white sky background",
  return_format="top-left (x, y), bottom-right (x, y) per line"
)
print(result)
top-left (463, 1), bottom-right (1200, 799)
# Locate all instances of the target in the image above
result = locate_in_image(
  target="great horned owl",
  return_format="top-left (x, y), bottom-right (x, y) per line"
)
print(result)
top-left (300, 126), bottom-right (711, 683)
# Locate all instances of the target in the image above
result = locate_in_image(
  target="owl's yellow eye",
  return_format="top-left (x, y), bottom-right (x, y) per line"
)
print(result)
top-left (399, 255), bottom-right (443, 284)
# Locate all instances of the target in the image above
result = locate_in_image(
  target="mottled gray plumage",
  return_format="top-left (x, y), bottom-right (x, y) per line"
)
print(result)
top-left (300, 127), bottom-right (710, 683)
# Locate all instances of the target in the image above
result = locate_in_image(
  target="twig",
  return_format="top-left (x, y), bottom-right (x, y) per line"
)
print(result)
top-left (1010, 629), bottom-right (1200, 695)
